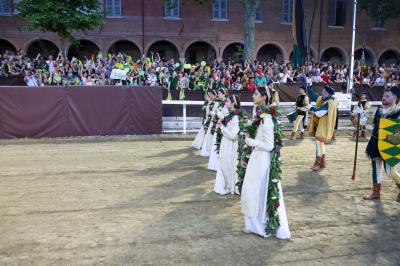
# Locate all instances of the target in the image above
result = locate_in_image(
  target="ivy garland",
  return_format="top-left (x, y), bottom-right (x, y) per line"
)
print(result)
top-left (203, 101), bottom-right (215, 129)
top-left (236, 104), bottom-right (284, 236)
top-left (201, 100), bottom-right (208, 125)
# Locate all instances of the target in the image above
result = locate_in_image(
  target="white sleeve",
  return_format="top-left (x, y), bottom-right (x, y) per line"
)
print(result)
top-left (217, 111), bottom-right (224, 120)
top-left (221, 116), bottom-right (239, 140)
top-left (315, 109), bottom-right (328, 117)
top-left (206, 104), bottom-right (210, 116)
top-left (244, 114), bottom-right (274, 151)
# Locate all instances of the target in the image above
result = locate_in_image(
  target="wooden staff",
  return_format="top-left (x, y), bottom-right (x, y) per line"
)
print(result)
top-left (351, 113), bottom-right (361, 180)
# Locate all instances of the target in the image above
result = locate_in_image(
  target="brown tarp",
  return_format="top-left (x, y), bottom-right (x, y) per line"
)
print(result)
top-left (162, 83), bottom-right (385, 117)
top-left (0, 75), bottom-right (26, 86)
top-left (0, 86), bottom-right (162, 139)
top-left (162, 83), bottom-right (385, 102)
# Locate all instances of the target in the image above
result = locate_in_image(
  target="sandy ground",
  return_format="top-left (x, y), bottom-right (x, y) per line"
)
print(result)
top-left (0, 137), bottom-right (399, 266)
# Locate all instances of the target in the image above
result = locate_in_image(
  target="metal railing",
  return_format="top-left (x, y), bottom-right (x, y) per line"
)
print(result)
top-left (162, 100), bottom-right (382, 134)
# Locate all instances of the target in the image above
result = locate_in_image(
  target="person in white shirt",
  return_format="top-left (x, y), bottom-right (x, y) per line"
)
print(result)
top-left (147, 69), bottom-right (158, 86)
top-left (25, 71), bottom-right (38, 86)
top-left (374, 75), bottom-right (386, 86)
top-left (46, 55), bottom-right (56, 74)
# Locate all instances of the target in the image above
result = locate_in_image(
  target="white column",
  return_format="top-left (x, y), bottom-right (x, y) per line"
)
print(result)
top-left (183, 103), bottom-right (187, 134)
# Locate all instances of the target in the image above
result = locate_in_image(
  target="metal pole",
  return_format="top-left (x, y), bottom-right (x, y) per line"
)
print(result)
top-left (183, 103), bottom-right (187, 134)
top-left (317, 0), bottom-right (323, 63)
top-left (142, 0), bottom-right (145, 54)
top-left (347, 0), bottom-right (357, 94)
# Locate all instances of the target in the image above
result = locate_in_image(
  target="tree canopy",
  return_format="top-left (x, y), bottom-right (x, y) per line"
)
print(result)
top-left (358, 0), bottom-right (400, 21)
top-left (16, 0), bottom-right (103, 42)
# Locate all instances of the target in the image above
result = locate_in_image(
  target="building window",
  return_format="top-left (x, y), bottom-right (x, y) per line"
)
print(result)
top-left (282, 0), bottom-right (293, 24)
top-left (255, 2), bottom-right (262, 22)
top-left (329, 0), bottom-right (347, 26)
top-left (165, 0), bottom-right (179, 18)
top-left (373, 19), bottom-right (384, 29)
top-left (106, 0), bottom-right (121, 17)
top-left (0, 0), bottom-right (11, 15)
top-left (12, 0), bottom-right (21, 14)
top-left (372, 5), bottom-right (384, 29)
top-left (213, 0), bottom-right (227, 20)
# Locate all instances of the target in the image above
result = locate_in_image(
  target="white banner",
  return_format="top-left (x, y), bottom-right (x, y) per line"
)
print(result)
top-left (110, 69), bottom-right (128, 80)
top-left (335, 93), bottom-right (352, 112)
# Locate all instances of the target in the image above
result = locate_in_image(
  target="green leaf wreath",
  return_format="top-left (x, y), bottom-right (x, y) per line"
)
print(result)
top-left (236, 104), bottom-right (284, 236)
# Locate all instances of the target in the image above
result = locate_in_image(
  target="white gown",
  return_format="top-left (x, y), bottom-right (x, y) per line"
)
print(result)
top-left (200, 103), bottom-right (214, 157)
top-left (201, 102), bottom-right (219, 157)
top-left (192, 126), bottom-right (205, 149)
top-left (241, 114), bottom-right (291, 239)
top-left (208, 133), bottom-right (220, 171)
top-left (208, 103), bottom-right (226, 171)
top-left (192, 103), bottom-right (209, 149)
top-left (214, 115), bottom-right (239, 195)
top-left (200, 122), bottom-right (213, 157)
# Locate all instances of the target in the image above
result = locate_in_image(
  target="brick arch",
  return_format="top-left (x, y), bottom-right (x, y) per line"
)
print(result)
top-left (24, 38), bottom-right (60, 58)
top-left (146, 40), bottom-right (180, 61)
top-left (184, 40), bottom-right (217, 64)
top-left (378, 49), bottom-right (400, 65)
top-left (0, 39), bottom-right (17, 53)
top-left (106, 39), bottom-right (142, 56)
top-left (221, 42), bottom-right (244, 62)
top-left (256, 42), bottom-right (286, 63)
top-left (320, 47), bottom-right (347, 64)
top-left (23, 38), bottom-right (61, 57)
top-left (67, 39), bottom-right (101, 60)
top-left (354, 47), bottom-right (376, 65)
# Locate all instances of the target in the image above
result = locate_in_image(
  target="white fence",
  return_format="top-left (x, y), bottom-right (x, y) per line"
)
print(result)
top-left (162, 100), bottom-right (382, 134)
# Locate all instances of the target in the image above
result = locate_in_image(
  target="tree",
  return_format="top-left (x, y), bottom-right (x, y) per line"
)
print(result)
top-left (243, 0), bottom-right (258, 61)
top-left (163, 0), bottom-right (260, 61)
top-left (358, 0), bottom-right (400, 22)
top-left (16, 0), bottom-right (104, 57)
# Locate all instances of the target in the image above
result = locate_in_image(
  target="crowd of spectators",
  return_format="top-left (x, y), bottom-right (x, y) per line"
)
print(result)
top-left (1, 49), bottom-right (399, 91)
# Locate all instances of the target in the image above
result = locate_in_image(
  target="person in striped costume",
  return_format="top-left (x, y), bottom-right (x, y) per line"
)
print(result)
top-left (364, 86), bottom-right (400, 202)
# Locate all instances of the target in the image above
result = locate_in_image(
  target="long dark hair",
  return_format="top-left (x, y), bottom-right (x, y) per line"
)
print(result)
top-left (218, 88), bottom-right (227, 95)
top-left (228, 95), bottom-right (241, 110)
top-left (255, 86), bottom-right (269, 105)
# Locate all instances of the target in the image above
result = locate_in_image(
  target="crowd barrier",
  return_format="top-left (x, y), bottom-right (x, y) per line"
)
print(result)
top-left (0, 86), bottom-right (162, 139)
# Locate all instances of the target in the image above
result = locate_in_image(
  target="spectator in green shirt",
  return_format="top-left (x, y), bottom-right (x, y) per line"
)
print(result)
top-left (169, 71), bottom-right (178, 90)
top-left (254, 69), bottom-right (267, 87)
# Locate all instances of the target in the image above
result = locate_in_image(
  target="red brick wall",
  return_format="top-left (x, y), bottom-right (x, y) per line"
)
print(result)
top-left (0, 0), bottom-right (399, 63)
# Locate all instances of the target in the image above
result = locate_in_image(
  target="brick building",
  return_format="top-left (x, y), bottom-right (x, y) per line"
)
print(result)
top-left (0, 0), bottom-right (399, 65)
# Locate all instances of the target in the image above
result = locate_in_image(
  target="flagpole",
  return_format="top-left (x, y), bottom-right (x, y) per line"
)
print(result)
top-left (347, 0), bottom-right (357, 94)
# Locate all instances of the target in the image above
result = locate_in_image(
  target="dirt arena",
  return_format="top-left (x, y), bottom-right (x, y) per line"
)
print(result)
top-left (0, 137), bottom-right (399, 266)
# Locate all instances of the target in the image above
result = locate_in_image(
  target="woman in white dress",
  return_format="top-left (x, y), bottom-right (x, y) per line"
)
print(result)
top-left (214, 95), bottom-right (240, 195)
top-left (192, 93), bottom-right (209, 149)
top-left (208, 89), bottom-right (227, 171)
top-left (241, 87), bottom-right (291, 239)
top-left (200, 90), bottom-right (217, 157)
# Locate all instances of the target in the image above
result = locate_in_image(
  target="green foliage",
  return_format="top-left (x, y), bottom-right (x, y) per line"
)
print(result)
top-left (358, 0), bottom-right (400, 21)
top-left (234, 45), bottom-right (244, 60)
top-left (16, 0), bottom-right (103, 40)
